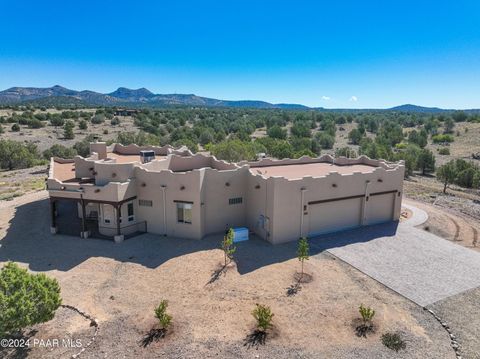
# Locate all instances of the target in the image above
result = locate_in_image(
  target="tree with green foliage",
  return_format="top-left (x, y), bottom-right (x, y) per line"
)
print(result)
top-left (407, 129), bottom-right (427, 148)
top-left (0, 262), bottom-right (62, 337)
top-left (211, 139), bottom-right (257, 162)
top-left (43, 144), bottom-right (77, 160)
top-left (252, 304), bottom-right (274, 332)
top-left (443, 117), bottom-right (455, 134)
top-left (0, 140), bottom-right (41, 170)
top-left (416, 149), bottom-right (435, 175)
top-left (335, 147), bottom-right (357, 158)
top-left (436, 161), bottom-right (456, 193)
top-left (63, 120), bottom-right (75, 139)
top-left (452, 111), bottom-right (468, 123)
top-left (297, 237), bottom-right (309, 278)
top-left (154, 299), bottom-right (172, 330)
top-left (267, 125), bottom-right (287, 140)
top-left (315, 132), bottom-right (335, 149)
top-left (348, 128), bottom-right (363, 145)
top-left (73, 134), bottom-right (97, 157)
top-left (221, 228), bottom-right (236, 267)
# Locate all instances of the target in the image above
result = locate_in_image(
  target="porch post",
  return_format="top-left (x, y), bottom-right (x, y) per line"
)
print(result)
top-left (115, 204), bottom-right (121, 235)
top-left (50, 198), bottom-right (57, 234)
top-left (80, 195), bottom-right (89, 239)
top-left (114, 203), bottom-right (124, 243)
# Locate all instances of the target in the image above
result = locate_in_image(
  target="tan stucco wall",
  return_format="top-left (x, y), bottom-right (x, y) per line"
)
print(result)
top-left (49, 148), bottom-right (405, 244)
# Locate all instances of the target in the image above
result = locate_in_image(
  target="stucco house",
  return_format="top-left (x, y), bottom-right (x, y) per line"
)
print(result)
top-left (47, 142), bottom-right (405, 244)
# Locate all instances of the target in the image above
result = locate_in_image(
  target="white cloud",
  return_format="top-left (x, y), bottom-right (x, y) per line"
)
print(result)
top-left (349, 96), bottom-right (358, 102)
top-left (321, 96), bottom-right (331, 101)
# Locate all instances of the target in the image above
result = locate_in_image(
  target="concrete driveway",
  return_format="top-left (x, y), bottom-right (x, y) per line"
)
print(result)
top-left (310, 206), bottom-right (480, 306)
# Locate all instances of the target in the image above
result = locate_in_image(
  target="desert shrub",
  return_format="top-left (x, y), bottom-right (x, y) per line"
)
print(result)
top-left (11, 123), bottom-right (20, 132)
top-left (154, 300), bottom-right (172, 329)
top-left (110, 117), bottom-right (120, 126)
top-left (50, 116), bottom-right (65, 127)
top-left (252, 304), bottom-right (274, 332)
top-left (103, 129), bottom-right (109, 134)
top-left (27, 118), bottom-right (45, 129)
top-left (432, 134), bottom-right (454, 144)
top-left (91, 113), bottom-right (106, 124)
top-left (438, 147), bottom-right (450, 155)
top-left (381, 332), bottom-right (406, 352)
top-left (359, 304), bottom-right (375, 324)
top-left (0, 262), bottom-right (62, 336)
top-left (78, 119), bottom-right (88, 130)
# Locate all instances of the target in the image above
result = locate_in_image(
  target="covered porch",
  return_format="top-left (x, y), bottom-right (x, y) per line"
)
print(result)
top-left (49, 195), bottom-right (146, 242)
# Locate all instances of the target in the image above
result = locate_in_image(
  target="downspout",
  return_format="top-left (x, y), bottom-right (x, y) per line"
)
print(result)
top-left (361, 180), bottom-right (371, 225)
top-left (161, 185), bottom-right (167, 236)
top-left (300, 187), bottom-right (307, 238)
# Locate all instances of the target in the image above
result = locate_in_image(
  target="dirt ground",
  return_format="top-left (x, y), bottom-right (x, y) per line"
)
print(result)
top-left (404, 175), bottom-right (480, 252)
top-left (0, 191), bottom-right (455, 359)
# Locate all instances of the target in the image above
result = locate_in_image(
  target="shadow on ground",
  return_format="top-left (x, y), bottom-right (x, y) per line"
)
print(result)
top-left (0, 197), bottom-right (398, 273)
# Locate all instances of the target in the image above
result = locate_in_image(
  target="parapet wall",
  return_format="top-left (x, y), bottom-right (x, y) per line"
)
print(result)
top-left (112, 143), bottom-right (192, 156)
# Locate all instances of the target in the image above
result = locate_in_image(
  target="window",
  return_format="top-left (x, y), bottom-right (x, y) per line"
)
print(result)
top-left (127, 202), bottom-right (134, 222)
top-left (139, 199), bottom-right (153, 207)
top-left (176, 202), bottom-right (192, 224)
top-left (229, 197), bottom-right (243, 205)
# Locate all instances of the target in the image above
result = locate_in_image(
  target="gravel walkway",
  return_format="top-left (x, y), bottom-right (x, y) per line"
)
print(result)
top-left (310, 212), bottom-right (480, 307)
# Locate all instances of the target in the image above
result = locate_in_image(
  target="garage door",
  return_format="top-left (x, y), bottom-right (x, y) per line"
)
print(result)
top-left (366, 193), bottom-right (394, 225)
top-left (308, 197), bottom-right (363, 237)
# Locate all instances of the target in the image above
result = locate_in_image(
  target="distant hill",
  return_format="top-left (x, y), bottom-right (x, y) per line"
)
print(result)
top-left (0, 85), bottom-right (477, 112)
top-left (0, 85), bottom-right (308, 109)
top-left (388, 104), bottom-right (448, 113)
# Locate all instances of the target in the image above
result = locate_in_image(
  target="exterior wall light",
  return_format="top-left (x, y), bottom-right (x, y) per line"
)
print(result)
top-left (255, 184), bottom-right (261, 189)
top-left (180, 185), bottom-right (185, 191)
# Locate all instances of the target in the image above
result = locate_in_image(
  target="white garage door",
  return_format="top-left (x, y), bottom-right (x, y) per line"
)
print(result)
top-left (366, 192), bottom-right (394, 225)
top-left (308, 197), bottom-right (363, 237)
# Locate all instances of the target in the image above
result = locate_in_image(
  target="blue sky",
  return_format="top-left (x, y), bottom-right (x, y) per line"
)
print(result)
top-left (1, 1), bottom-right (480, 108)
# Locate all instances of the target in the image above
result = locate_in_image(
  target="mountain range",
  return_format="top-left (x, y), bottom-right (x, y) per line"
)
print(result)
top-left (0, 85), bottom-right (477, 112)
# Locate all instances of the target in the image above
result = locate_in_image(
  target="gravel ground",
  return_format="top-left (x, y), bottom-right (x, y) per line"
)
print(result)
top-left (323, 221), bottom-right (480, 306)
top-left (0, 192), bottom-right (457, 358)
top-left (428, 287), bottom-right (480, 359)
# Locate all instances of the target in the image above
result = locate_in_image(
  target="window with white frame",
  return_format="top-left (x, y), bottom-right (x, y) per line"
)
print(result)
top-left (176, 202), bottom-right (192, 224)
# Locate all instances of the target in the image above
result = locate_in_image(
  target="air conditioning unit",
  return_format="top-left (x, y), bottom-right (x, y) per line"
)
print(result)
top-left (140, 150), bottom-right (155, 163)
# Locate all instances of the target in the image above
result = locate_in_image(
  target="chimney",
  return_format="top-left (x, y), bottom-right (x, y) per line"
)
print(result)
top-left (90, 142), bottom-right (107, 160)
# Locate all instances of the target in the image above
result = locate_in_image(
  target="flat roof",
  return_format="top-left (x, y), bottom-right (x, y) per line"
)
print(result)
top-left (250, 162), bottom-right (377, 179)
top-left (52, 161), bottom-right (76, 182)
top-left (106, 152), bottom-right (166, 164)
